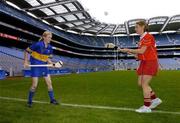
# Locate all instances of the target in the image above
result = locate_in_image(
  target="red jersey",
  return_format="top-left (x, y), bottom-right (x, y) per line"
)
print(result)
top-left (137, 33), bottom-right (158, 61)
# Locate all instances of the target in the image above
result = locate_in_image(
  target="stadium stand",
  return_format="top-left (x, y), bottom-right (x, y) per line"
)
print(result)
top-left (64, 33), bottom-right (180, 47)
top-left (0, 46), bottom-right (115, 76)
top-left (0, 45), bottom-right (179, 77)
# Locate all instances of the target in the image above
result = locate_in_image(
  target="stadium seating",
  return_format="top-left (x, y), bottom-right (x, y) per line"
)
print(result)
top-left (65, 33), bottom-right (180, 47)
top-left (159, 58), bottom-right (180, 70)
top-left (0, 46), bottom-right (114, 76)
top-left (0, 45), bottom-right (179, 77)
top-left (0, 51), bottom-right (23, 76)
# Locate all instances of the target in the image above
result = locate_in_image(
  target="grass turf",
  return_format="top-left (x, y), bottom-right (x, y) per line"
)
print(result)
top-left (0, 70), bottom-right (180, 123)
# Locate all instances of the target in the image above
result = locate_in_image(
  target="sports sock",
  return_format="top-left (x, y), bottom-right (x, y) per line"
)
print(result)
top-left (48, 89), bottom-right (55, 101)
top-left (28, 89), bottom-right (35, 104)
top-left (151, 91), bottom-right (157, 100)
top-left (144, 98), bottom-right (151, 107)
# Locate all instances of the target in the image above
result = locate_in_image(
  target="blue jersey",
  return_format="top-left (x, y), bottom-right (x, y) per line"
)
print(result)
top-left (27, 41), bottom-right (53, 77)
top-left (29, 41), bottom-right (53, 64)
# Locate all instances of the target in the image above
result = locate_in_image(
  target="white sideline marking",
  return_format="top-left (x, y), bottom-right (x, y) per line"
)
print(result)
top-left (0, 96), bottom-right (180, 115)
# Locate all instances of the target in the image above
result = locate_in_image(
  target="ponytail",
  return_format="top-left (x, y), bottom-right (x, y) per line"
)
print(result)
top-left (39, 37), bottom-right (43, 41)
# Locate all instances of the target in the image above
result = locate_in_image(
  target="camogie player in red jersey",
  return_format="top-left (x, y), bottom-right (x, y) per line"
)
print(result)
top-left (119, 21), bottom-right (162, 113)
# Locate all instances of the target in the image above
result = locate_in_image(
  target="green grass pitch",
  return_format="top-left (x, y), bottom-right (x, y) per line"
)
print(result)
top-left (0, 70), bottom-right (180, 123)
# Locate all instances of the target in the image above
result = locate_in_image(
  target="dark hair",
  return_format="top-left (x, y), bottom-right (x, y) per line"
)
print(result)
top-left (136, 21), bottom-right (149, 32)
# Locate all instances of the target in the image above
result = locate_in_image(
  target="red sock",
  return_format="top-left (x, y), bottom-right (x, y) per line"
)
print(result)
top-left (144, 98), bottom-right (151, 107)
top-left (151, 91), bottom-right (157, 100)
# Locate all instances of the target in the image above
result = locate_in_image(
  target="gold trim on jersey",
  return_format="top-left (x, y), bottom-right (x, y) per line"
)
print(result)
top-left (31, 51), bottom-right (49, 62)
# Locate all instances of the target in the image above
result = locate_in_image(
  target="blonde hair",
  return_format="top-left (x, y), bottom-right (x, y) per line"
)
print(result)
top-left (136, 21), bottom-right (149, 32)
top-left (39, 31), bottom-right (52, 41)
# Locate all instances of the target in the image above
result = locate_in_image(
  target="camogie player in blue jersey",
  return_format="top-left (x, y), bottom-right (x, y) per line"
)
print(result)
top-left (24, 31), bottom-right (58, 107)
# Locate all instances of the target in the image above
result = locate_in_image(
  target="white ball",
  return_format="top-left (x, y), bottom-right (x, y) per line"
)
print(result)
top-left (55, 61), bottom-right (63, 68)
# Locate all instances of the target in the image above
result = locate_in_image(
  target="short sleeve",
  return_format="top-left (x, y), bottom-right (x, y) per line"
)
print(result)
top-left (141, 36), bottom-right (153, 47)
top-left (29, 42), bottom-right (39, 51)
